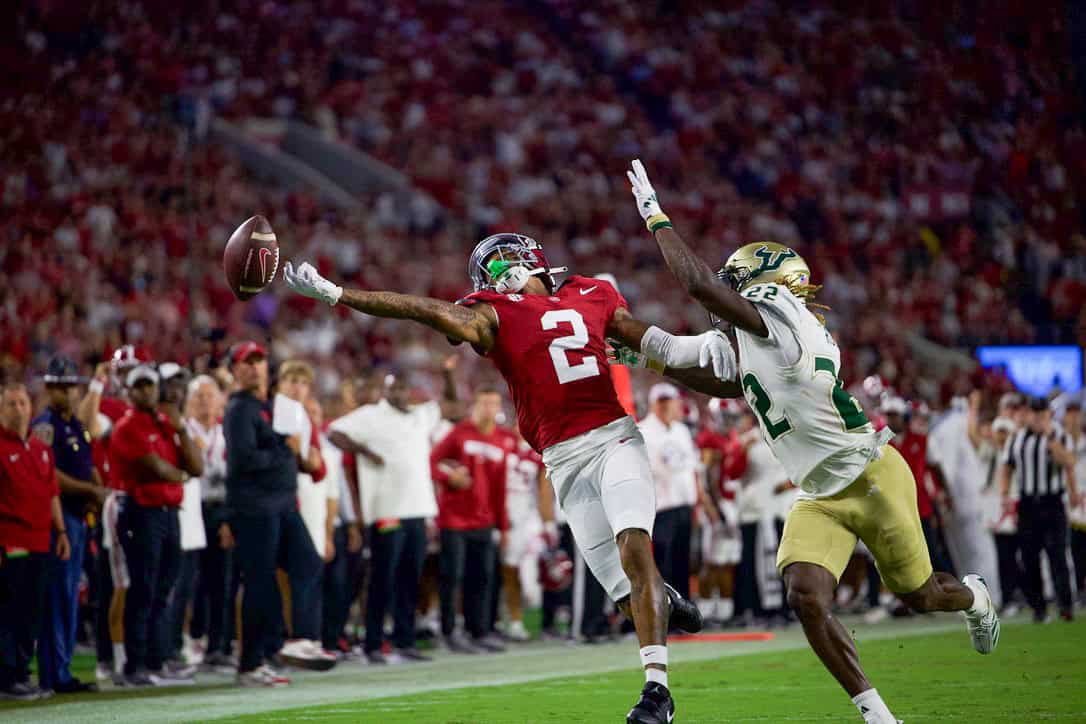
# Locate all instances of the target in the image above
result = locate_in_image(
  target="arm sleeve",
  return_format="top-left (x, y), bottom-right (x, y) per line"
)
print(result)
top-left (494, 455), bottom-right (509, 532)
top-left (722, 442), bottom-right (749, 480)
top-left (111, 422), bottom-right (154, 464)
top-left (429, 428), bottom-right (458, 486)
top-left (328, 407), bottom-right (369, 444)
top-left (48, 448), bottom-right (60, 497)
top-left (224, 404), bottom-right (292, 477)
top-left (1001, 433), bottom-right (1016, 467)
top-left (307, 421), bottom-right (326, 482)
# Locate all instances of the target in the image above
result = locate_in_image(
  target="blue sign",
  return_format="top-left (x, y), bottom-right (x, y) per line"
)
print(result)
top-left (975, 345), bottom-right (1083, 396)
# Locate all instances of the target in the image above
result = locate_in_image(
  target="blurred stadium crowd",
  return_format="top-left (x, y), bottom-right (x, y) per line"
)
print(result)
top-left (2, 0), bottom-right (1086, 700)
top-left (3, 1), bottom-right (1086, 402)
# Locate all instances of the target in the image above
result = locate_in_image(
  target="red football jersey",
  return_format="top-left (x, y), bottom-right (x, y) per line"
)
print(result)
top-left (462, 275), bottom-right (629, 453)
top-left (95, 396), bottom-right (132, 490)
top-left (891, 430), bottom-right (934, 519)
top-left (694, 428), bottom-right (746, 500)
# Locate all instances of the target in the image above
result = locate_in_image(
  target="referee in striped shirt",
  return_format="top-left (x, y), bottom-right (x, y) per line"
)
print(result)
top-left (998, 396), bottom-right (1080, 622)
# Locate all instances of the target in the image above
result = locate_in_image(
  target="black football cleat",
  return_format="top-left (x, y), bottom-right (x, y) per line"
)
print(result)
top-left (665, 582), bottom-right (703, 633)
top-left (627, 681), bottom-right (675, 723)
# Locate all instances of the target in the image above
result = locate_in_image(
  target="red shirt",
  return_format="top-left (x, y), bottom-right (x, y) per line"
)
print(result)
top-left (95, 396), bottom-right (131, 490)
top-left (891, 431), bottom-right (934, 519)
top-left (0, 427), bottom-right (59, 553)
top-left (461, 276), bottom-right (629, 452)
top-left (110, 408), bottom-right (184, 508)
top-left (430, 420), bottom-right (515, 531)
top-left (695, 428), bottom-right (747, 499)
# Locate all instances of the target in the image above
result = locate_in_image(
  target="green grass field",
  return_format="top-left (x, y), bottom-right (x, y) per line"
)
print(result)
top-left (4, 614), bottom-right (1085, 722)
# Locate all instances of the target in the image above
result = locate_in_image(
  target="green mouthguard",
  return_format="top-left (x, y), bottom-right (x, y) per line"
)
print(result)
top-left (487, 258), bottom-right (515, 280)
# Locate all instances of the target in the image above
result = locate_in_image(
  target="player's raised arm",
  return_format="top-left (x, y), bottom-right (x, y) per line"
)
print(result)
top-left (282, 261), bottom-right (497, 351)
top-left (626, 160), bottom-right (769, 337)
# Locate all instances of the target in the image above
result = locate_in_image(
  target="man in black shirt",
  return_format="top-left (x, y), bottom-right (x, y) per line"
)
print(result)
top-left (999, 397), bottom-right (1080, 622)
top-left (223, 342), bottom-right (326, 686)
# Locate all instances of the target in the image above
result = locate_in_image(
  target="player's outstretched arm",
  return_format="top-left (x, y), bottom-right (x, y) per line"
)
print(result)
top-left (608, 341), bottom-right (742, 399)
top-left (626, 160), bottom-right (768, 337)
top-left (283, 261), bottom-right (496, 350)
top-left (606, 306), bottom-right (737, 380)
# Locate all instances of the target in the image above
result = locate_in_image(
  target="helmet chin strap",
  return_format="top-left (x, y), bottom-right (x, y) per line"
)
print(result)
top-left (494, 265), bottom-right (569, 293)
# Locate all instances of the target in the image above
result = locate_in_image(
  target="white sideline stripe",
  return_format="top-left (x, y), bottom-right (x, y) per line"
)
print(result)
top-left (3, 616), bottom-right (996, 724)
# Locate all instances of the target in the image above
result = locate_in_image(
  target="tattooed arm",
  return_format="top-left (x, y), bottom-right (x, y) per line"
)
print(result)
top-left (661, 365), bottom-right (744, 399)
top-left (282, 260), bottom-right (497, 351)
top-left (652, 226), bottom-right (768, 337)
top-left (338, 289), bottom-right (497, 351)
top-left (626, 160), bottom-right (767, 336)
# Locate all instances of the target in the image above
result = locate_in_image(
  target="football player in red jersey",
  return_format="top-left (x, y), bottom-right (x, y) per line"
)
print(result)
top-left (284, 233), bottom-right (737, 723)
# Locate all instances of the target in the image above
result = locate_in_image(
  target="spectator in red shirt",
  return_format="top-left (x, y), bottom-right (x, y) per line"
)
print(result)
top-left (0, 382), bottom-right (70, 701)
top-left (883, 397), bottom-right (955, 576)
top-left (111, 365), bottom-right (203, 687)
top-left (430, 388), bottom-right (513, 654)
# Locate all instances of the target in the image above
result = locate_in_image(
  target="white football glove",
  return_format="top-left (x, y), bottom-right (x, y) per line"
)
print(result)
top-left (640, 327), bottom-right (737, 381)
top-left (626, 159), bottom-right (671, 231)
top-left (283, 261), bottom-right (343, 306)
top-left (698, 329), bottom-right (738, 382)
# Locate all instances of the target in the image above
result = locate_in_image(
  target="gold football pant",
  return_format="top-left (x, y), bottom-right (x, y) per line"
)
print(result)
top-left (777, 445), bottom-right (933, 594)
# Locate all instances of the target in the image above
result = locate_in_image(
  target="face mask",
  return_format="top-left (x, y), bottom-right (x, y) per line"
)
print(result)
top-left (488, 259), bottom-right (532, 294)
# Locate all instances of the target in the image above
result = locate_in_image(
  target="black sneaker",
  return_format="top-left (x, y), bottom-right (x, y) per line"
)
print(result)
top-left (471, 634), bottom-right (506, 653)
top-left (53, 678), bottom-right (99, 694)
top-left (445, 635), bottom-right (481, 654)
top-left (124, 670), bottom-right (162, 687)
top-left (665, 582), bottom-right (703, 633)
top-left (0, 682), bottom-right (41, 701)
top-left (393, 647), bottom-right (433, 662)
top-left (627, 681), bottom-right (675, 724)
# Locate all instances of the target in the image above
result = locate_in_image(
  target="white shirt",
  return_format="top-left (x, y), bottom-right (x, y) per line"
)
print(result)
top-left (180, 418), bottom-right (224, 551)
top-left (639, 413), bottom-right (699, 512)
top-left (738, 433), bottom-right (790, 524)
top-left (1070, 432), bottom-right (1086, 528)
top-left (328, 399), bottom-right (441, 525)
top-left (297, 433), bottom-right (342, 554)
top-left (927, 412), bottom-right (984, 515)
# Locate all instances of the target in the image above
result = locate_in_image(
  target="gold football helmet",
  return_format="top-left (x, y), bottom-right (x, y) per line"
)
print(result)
top-left (718, 241), bottom-right (819, 298)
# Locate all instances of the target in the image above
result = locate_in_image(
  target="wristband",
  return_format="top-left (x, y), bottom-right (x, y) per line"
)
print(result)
top-left (89, 379), bottom-right (105, 395)
top-left (646, 213), bottom-right (672, 232)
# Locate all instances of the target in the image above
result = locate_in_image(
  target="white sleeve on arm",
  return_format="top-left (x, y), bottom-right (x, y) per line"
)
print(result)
top-left (640, 327), bottom-right (708, 369)
top-left (328, 407), bottom-right (370, 442)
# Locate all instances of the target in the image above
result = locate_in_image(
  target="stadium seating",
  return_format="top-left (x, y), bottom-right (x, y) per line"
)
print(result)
top-left (3, 1), bottom-right (1083, 403)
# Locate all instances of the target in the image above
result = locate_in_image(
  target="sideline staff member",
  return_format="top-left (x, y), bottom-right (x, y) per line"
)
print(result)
top-left (112, 365), bottom-right (204, 686)
top-left (0, 382), bottom-right (70, 701)
top-left (34, 357), bottom-right (107, 694)
top-left (223, 342), bottom-right (312, 687)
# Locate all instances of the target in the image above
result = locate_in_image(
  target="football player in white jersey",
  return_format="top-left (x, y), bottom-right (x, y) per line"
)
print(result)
top-left (623, 160), bottom-right (1000, 724)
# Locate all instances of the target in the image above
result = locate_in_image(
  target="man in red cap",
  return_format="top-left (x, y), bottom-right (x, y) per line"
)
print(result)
top-left (222, 341), bottom-right (319, 687)
top-left (0, 382), bottom-right (70, 701)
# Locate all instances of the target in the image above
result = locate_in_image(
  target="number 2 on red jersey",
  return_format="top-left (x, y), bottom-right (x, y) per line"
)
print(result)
top-left (541, 309), bottom-right (601, 385)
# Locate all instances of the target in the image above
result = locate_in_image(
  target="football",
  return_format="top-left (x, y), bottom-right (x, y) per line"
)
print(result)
top-left (223, 215), bottom-right (280, 301)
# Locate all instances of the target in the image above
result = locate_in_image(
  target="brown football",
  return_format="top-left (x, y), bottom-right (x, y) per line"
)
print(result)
top-left (223, 215), bottom-right (279, 301)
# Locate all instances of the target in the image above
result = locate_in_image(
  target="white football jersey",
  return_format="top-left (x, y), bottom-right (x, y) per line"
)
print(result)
top-left (734, 283), bottom-right (893, 498)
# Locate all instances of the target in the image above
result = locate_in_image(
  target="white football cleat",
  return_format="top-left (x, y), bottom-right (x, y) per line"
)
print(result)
top-left (962, 574), bottom-right (1000, 654)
